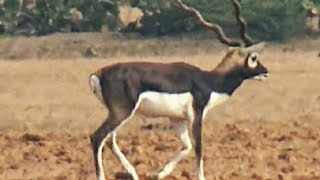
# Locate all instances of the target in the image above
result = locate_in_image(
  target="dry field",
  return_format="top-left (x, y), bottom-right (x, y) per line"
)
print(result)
top-left (0, 34), bottom-right (319, 180)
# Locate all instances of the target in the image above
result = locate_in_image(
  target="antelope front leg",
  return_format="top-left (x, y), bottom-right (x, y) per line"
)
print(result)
top-left (193, 117), bottom-right (205, 180)
top-left (156, 121), bottom-right (192, 179)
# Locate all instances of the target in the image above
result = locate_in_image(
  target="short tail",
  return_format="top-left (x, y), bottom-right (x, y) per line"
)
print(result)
top-left (89, 74), bottom-right (104, 104)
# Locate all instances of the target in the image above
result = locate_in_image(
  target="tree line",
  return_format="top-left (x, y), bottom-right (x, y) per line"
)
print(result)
top-left (0, 0), bottom-right (319, 41)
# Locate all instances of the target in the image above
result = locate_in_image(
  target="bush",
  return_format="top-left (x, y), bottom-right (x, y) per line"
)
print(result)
top-left (130, 0), bottom-right (317, 41)
top-left (0, 0), bottom-right (119, 35)
top-left (0, 0), bottom-right (319, 42)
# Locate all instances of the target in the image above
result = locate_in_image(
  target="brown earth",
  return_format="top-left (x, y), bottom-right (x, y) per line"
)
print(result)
top-left (0, 33), bottom-right (319, 180)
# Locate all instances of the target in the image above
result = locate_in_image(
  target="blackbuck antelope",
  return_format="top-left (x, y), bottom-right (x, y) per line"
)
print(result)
top-left (89, 0), bottom-right (269, 180)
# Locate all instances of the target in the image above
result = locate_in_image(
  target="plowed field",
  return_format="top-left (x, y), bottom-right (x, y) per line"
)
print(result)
top-left (0, 35), bottom-right (319, 180)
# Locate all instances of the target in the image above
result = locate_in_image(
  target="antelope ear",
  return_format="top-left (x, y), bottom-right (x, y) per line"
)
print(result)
top-left (240, 42), bottom-right (266, 54)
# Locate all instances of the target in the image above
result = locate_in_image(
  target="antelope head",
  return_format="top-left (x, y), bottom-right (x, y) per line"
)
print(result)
top-left (175, 0), bottom-right (269, 81)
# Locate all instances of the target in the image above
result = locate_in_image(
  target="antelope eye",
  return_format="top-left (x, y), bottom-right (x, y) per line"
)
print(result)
top-left (247, 53), bottom-right (258, 68)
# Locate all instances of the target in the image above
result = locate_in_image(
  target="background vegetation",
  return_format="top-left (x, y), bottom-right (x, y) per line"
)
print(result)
top-left (0, 0), bottom-right (320, 41)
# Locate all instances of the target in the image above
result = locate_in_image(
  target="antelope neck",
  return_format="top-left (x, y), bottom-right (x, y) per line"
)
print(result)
top-left (205, 68), bottom-right (244, 96)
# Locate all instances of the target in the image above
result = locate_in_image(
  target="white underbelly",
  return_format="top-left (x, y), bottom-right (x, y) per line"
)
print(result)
top-left (133, 91), bottom-right (194, 119)
top-left (131, 91), bottom-right (230, 121)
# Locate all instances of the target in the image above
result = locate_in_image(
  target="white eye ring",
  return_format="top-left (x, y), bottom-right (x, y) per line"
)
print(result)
top-left (248, 53), bottom-right (258, 68)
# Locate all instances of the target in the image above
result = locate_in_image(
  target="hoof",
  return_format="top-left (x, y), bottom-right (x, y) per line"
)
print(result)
top-left (146, 172), bottom-right (160, 180)
top-left (115, 172), bottom-right (134, 180)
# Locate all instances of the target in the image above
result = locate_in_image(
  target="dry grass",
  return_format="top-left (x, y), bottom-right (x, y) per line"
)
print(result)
top-left (0, 33), bottom-right (226, 59)
top-left (0, 48), bottom-right (319, 132)
top-left (0, 35), bottom-right (319, 179)
top-left (1, 32), bottom-right (319, 60)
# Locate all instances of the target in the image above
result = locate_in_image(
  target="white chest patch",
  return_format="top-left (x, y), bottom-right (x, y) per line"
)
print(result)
top-left (133, 91), bottom-right (194, 120)
top-left (202, 92), bottom-right (230, 121)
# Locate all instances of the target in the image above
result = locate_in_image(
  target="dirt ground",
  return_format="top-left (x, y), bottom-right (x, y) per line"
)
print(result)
top-left (0, 34), bottom-right (319, 180)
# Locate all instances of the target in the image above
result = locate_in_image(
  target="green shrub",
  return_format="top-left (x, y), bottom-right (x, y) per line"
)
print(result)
top-left (130, 0), bottom-right (314, 41)
top-left (0, 0), bottom-right (319, 42)
top-left (0, 0), bottom-right (119, 35)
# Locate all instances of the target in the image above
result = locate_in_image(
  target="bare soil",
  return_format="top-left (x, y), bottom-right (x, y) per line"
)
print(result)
top-left (0, 33), bottom-right (319, 180)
